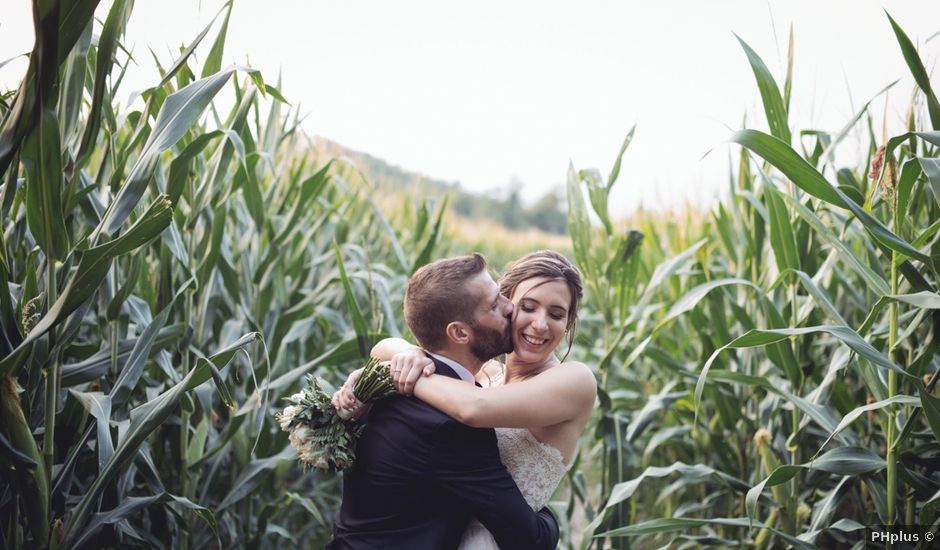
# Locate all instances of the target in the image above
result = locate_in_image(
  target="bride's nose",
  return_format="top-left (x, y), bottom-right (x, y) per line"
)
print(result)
top-left (530, 314), bottom-right (548, 331)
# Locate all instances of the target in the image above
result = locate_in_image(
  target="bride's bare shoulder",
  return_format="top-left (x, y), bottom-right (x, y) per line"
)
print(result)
top-left (560, 360), bottom-right (593, 375)
top-left (555, 361), bottom-right (597, 393)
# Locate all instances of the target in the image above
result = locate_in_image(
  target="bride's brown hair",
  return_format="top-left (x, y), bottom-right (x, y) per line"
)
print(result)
top-left (498, 250), bottom-right (583, 361)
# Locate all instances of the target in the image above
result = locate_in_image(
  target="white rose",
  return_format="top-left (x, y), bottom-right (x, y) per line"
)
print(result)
top-left (288, 425), bottom-right (311, 450)
top-left (299, 450), bottom-right (328, 470)
top-left (277, 405), bottom-right (299, 431)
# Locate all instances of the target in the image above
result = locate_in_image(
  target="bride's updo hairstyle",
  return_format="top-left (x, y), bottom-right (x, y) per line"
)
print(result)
top-left (498, 250), bottom-right (583, 361)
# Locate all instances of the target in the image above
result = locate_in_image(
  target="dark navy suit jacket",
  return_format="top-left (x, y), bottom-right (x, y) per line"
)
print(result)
top-left (327, 356), bottom-right (559, 549)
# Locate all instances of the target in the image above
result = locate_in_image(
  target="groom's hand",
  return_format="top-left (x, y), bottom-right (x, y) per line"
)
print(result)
top-left (390, 350), bottom-right (435, 395)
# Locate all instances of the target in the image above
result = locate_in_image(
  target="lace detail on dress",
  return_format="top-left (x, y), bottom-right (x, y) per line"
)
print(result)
top-left (494, 427), bottom-right (568, 510)
top-left (458, 428), bottom-right (568, 549)
top-left (477, 360), bottom-right (505, 388)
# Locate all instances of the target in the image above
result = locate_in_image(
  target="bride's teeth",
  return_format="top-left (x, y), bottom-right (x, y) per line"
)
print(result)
top-left (523, 334), bottom-right (547, 345)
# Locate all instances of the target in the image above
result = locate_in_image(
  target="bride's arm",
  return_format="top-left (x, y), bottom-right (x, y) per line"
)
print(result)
top-left (375, 339), bottom-right (436, 393)
top-left (370, 337), bottom-right (417, 361)
top-left (413, 362), bottom-right (596, 428)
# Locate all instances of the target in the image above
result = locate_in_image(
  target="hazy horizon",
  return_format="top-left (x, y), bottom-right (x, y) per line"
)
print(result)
top-left (2, 1), bottom-right (937, 217)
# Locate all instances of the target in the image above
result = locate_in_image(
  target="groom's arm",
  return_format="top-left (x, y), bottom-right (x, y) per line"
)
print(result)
top-left (430, 420), bottom-right (559, 550)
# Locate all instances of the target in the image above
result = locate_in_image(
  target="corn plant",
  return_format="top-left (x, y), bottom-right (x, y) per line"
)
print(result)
top-left (0, 2), bottom-right (450, 548)
top-left (564, 14), bottom-right (940, 549)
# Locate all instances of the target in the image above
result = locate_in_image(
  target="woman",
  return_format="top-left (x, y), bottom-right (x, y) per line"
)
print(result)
top-left (336, 250), bottom-right (596, 549)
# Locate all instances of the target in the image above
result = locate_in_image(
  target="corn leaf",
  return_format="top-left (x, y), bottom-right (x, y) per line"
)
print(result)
top-left (918, 381), bottom-right (940, 444)
top-left (607, 124), bottom-right (636, 189)
top-left (695, 325), bottom-right (916, 425)
top-left (110, 282), bottom-right (192, 406)
top-left (815, 395), bottom-right (921, 454)
top-left (0, 195), bottom-right (173, 377)
top-left (887, 12), bottom-right (940, 130)
top-left (71, 492), bottom-right (218, 550)
top-left (820, 80), bottom-right (898, 164)
top-left (774, 268), bottom-right (848, 326)
top-left (56, 0), bottom-right (102, 64)
top-left (656, 278), bottom-right (761, 330)
top-left (76, 0), bottom-right (132, 164)
top-left (736, 34), bottom-right (790, 144)
top-left (746, 447), bottom-right (886, 522)
top-left (764, 185), bottom-right (800, 271)
top-left (411, 195), bottom-right (448, 274)
top-left (67, 390), bottom-right (113, 472)
top-left (780, 191), bottom-right (890, 295)
top-left (217, 447), bottom-right (294, 511)
top-left (566, 161), bottom-right (593, 280)
top-left (707, 369), bottom-right (846, 445)
top-left (99, 67), bottom-right (237, 237)
top-left (732, 129), bottom-right (928, 262)
top-left (22, 108), bottom-right (69, 261)
top-left (63, 332), bottom-right (255, 544)
top-left (61, 325), bottom-right (187, 386)
top-left (334, 242), bottom-right (370, 358)
top-left (920, 158), bottom-right (940, 208)
top-left (628, 239), bottom-right (707, 325)
top-left (201, 1), bottom-right (232, 78)
top-left (922, 490), bottom-right (940, 526)
top-left (581, 168), bottom-right (613, 235)
top-left (599, 517), bottom-right (814, 550)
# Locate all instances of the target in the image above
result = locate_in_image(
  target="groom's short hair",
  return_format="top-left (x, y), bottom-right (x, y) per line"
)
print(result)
top-left (405, 253), bottom-right (487, 350)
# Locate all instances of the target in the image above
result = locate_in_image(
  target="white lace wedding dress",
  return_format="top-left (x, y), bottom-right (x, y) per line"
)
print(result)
top-left (457, 426), bottom-right (569, 549)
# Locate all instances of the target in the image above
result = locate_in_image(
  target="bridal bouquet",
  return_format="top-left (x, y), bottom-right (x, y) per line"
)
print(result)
top-left (277, 358), bottom-right (396, 471)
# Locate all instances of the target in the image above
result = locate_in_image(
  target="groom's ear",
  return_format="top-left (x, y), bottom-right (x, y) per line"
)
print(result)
top-left (445, 322), bottom-right (471, 345)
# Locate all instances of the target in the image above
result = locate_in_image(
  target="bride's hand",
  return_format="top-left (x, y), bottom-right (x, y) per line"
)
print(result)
top-left (390, 349), bottom-right (435, 395)
top-left (332, 367), bottom-right (365, 417)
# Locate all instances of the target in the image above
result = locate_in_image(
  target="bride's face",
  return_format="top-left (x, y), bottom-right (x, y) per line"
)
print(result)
top-left (509, 277), bottom-right (572, 363)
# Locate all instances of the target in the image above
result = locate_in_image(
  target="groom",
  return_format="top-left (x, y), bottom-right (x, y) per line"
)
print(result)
top-left (327, 253), bottom-right (559, 549)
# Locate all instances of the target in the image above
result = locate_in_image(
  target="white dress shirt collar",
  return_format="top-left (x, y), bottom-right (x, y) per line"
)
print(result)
top-left (427, 352), bottom-right (476, 384)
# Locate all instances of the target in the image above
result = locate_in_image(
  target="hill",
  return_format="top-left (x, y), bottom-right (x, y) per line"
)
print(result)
top-left (311, 136), bottom-right (568, 235)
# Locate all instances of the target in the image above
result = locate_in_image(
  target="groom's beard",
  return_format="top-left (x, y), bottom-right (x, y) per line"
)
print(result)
top-left (468, 318), bottom-right (514, 362)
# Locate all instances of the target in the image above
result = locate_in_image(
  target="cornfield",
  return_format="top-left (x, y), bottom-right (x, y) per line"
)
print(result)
top-left (0, 2), bottom-right (938, 549)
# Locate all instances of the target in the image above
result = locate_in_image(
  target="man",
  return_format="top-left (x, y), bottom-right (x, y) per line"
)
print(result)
top-left (327, 253), bottom-right (559, 549)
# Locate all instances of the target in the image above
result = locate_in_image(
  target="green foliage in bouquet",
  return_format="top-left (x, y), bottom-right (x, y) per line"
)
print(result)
top-left (278, 358), bottom-right (396, 471)
top-left (284, 376), bottom-right (364, 471)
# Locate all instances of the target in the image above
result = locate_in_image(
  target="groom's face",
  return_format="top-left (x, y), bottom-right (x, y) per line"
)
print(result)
top-left (465, 271), bottom-right (514, 362)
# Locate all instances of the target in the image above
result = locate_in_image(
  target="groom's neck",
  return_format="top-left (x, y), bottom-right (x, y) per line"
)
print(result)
top-left (427, 346), bottom-right (483, 375)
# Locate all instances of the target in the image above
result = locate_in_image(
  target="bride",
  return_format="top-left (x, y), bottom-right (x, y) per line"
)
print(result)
top-left (335, 250), bottom-right (596, 549)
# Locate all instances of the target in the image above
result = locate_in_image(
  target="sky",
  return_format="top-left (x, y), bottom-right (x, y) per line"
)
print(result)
top-left (1, 1), bottom-right (938, 217)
